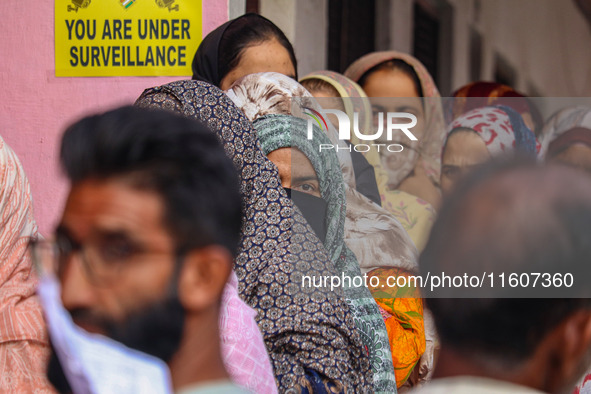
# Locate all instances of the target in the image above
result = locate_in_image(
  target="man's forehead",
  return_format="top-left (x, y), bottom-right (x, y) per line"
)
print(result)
top-left (61, 178), bottom-right (165, 239)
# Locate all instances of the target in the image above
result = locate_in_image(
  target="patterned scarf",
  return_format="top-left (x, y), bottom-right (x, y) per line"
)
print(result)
top-left (135, 80), bottom-right (372, 393)
top-left (0, 136), bottom-right (53, 391)
top-left (345, 51), bottom-right (447, 187)
top-left (225, 72), bottom-right (357, 189)
top-left (228, 72), bottom-right (418, 273)
top-left (447, 106), bottom-right (539, 156)
top-left (254, 114), bottom-right (397, 393)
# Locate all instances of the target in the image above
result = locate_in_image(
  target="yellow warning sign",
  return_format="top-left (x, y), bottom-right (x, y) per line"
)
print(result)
top-left (55, 0), bottom-right (202, 77)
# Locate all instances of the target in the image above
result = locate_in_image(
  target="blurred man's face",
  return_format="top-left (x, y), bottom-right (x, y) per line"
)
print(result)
top-left (55, 177), bottom-right (184, 359)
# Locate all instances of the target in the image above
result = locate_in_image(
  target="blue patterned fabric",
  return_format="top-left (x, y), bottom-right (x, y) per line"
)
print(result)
top-left (254, 114), bottom-right (397, 393)
top-left (135, 80), bottom-right (373, 393)
top-left (494, 105), bottom-right (538, 155)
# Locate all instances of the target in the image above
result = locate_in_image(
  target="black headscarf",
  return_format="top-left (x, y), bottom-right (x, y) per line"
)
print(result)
top-left (191, 13), bottom-right (297, 86)
top-left (190, 18), bottom-right (234, 84)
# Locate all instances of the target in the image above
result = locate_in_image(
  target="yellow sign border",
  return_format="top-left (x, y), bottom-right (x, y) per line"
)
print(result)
top-left (55, 0), bottom-right (202, 77)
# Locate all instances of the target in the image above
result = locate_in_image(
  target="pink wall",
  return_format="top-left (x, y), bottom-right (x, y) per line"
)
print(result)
top-left (0, 1), bottom-right (228, 235)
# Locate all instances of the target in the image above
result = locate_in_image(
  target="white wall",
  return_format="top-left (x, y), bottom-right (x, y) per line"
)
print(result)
top-left (449, 0), bottom-right (591, 96)
top-left (376, 0), bottom-right (414, 53)
top-left (229, 0), bottom-right (246, 19)
top-left (260, 0), bottom-right (328, 77)
top-left (374, 0), bottom-right (591, 97)
top-left (228, 0), bottom-right (591, 96)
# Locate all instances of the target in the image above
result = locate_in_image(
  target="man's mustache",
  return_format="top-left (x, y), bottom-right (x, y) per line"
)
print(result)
top-left (68, 308), bottom-right (117, 335)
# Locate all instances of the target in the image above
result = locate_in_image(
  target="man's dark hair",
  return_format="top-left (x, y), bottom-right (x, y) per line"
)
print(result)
top-left (218, 13), bottom-right (298, 81)
top-left (421, 158), bottom-right (591, 368)
top-left (60, 106), bottom-right (243, 257)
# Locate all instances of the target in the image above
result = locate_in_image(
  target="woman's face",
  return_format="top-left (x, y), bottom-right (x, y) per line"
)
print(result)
top-left (440, 129), bottom-right (491, 196)
top-left (267, 148), bottom-right (321, 197)
top-left (548, 143), bottom-right (591, 174)
top-left (362, 68), bottom-right (425, 139)
top-left (220, 39), bottom-right (296, 91)
top-left (362, 68), bottom-right (426, 187)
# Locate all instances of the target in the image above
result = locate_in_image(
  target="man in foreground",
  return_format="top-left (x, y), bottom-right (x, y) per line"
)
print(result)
top-left (416, 160), bottom-right (591, 393)
top-left (44, 106), bottom-right (249, 393)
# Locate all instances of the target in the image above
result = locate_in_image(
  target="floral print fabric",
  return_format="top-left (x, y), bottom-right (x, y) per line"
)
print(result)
top-left (254, 114), bottom-right (398, 393)
top-left (135, 80), bottom-right (372, 393)
top-left (447, 106), bottom-right (540, 156)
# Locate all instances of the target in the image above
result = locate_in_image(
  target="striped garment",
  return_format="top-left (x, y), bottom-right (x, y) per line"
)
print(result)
top-left (0, 135), bottom-right (54, 392)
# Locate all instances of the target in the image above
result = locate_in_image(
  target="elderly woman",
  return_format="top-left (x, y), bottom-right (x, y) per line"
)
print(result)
top-left (441, 105), bottom-right (539, 196)
top-left (447, 81), bottom-right (543, 136)
top-left (253, 114), bottom-right (398, 393)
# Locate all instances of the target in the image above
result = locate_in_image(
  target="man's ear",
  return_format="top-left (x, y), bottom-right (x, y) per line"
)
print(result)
top-left (545, 310), bottom-right (591, 392)
top-left (177, 245), bottom-right (232, 312)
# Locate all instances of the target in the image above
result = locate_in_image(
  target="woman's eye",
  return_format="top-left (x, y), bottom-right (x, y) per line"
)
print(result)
top-left (295, 183), bottom-right (318, 195)
top-left (300, 184), bottom-right (315, 192)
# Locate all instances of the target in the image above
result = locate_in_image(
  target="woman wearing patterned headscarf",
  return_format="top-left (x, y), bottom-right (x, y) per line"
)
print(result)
top-left (228, 72), bottom-right (429, 386)
top-left (345, 51), bottom-right (446, 208)
top-left (254, 114), bottom-right (398, 393)
top-left (442, 105), bottom-right (540, 196)
top-left (226, 72), bottom-right (418, 270)
top-left (254, 111), bottom-right (435, 390)
top-left (539, 106), bottom-right (591, 174)
top-left (343, 52), bottom-right (446, 251)
top-left (0, 136), bottom-right (53, 392)
top-left (135, 80), bottom-right (372, 393)
top-left (300, 71), bottom-right (434, 387)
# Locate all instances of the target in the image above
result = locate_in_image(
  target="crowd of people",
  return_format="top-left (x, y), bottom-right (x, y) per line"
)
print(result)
top-left (1, 12), bottom-right (591, 394)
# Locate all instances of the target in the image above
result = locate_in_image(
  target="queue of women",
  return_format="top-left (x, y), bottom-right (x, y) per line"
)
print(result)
top-left (2, 12), bottom-right (591, 394)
